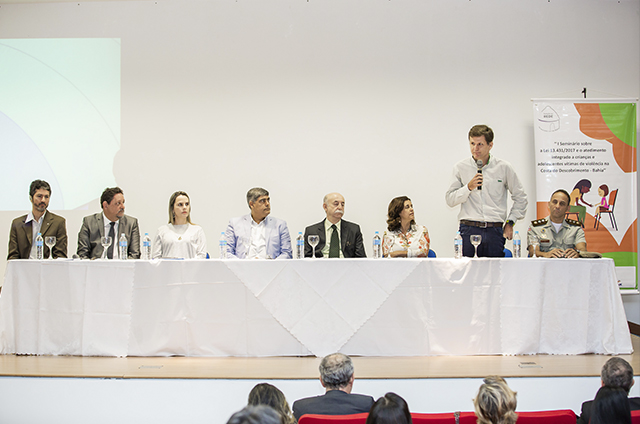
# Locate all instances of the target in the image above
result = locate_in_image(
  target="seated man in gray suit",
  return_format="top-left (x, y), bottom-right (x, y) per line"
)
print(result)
top-left (577, 357), bottom-right (640, 424)
top-left (304, 193), bottom-right (366, 258)
top-left (226, 187), bottom-right (292, 259)
top-left (292, 353), bottom-right (374, 420)
top-left (77, 187), bottom-right (140, 259)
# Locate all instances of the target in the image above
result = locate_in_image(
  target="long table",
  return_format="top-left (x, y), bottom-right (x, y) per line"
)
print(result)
top-left (0, 258), bottom-right (632, 357)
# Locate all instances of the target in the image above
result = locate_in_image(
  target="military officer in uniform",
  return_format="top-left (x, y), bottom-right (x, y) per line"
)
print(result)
top-left (528, 189), bottom-right (587, 258)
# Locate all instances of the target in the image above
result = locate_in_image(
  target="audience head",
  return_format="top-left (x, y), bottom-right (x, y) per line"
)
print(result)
top-left (601, 357), bottom-right (635, 394)
top-left (100, 187), bottom-right (125, 221)
top-left (473, 376), bottom-right (517, 424)
top-left (323, 192), bottom-right (345, 224)
top-left (168, 191), bottom-right (192, 224)
top-left (227, 405), bottom-right (282, 424)
top-left (319, 353), bottom-right (354, 391)
top-left (28, 179), bottom-right (51, 214)
top-left (590, 386), bottom-right (631, 424)
top-left (248, 383), bottom-right (294, 424)
top-left (246, 187), bottom-right (271, 222)
top-left (366, 392), bottom-right (412, 424)
top-left (386, 196), bottom-right (415, 232)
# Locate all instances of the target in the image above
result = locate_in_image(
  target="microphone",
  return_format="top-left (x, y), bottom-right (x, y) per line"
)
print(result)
top-left (476, 159), bottom-right (483, 190)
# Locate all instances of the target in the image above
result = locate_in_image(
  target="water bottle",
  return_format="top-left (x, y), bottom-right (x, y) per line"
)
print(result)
top-left (119, 233), bottom-right (128, 260)
top-left (35, 232), bottom-right (44, 260)
top-left (513, 231), bottom-right (521, 258)
top-left (373, 231), bottom-right (382, 259)
top-left (141, 232), bottom-right (152, 260)
top-left (454, 231), bottom-right (463, 259)
top-left (219, 232), bottom-right (227, 259)
top-left (296, 232), bottom-right (304, 259)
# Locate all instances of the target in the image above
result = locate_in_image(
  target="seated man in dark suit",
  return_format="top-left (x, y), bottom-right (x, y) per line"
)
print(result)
top-left (304, 193), bottom-right (366, 258)
top-left (292, 353), bottom-right (374, 420)
top-left (77, 187), bottom-right (140, 259)
top-left (577, 357), bottom-right (640, 424)
top-left (7, 179), bottom-right (68, 259)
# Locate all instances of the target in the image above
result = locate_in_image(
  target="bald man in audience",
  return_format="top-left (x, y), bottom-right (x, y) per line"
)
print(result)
top-left (292, 353), bottom-right (374, 420)
top-left (577, 357), bottom-right (640, 424)
top-left (303, 193), bottom-right (366, 258)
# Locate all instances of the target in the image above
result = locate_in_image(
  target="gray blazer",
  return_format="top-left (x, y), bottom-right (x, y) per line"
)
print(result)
top-left (77, 213), bottom-right (140, 259)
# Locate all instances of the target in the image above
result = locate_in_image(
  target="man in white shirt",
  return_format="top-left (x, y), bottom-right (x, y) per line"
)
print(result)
top-left (8, 179), bottom-right (68, 259)
top-left (226, 187), bottom-right (292, 259)
top-left (445, 125), bottom-right (528, 257)
top-left (77, 187), bottom-right (140, 259)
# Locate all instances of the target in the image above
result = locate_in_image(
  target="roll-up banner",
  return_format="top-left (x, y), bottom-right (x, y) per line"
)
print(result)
top-left (532, 99), bottom-right (638, 290)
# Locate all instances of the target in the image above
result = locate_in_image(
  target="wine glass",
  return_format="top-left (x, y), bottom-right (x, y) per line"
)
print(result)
top-left (470, 234), bottom-right (482, 258)
top-left (45, 236), bottom-right (56, 260)
top-left (308, 235), bottom-right (319, 258)
top-left (100, 236), bottom-right (112, 260)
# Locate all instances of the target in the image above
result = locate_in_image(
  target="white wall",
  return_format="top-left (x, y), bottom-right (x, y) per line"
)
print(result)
top-left (2, 375), bottom-right (637, 424)
top-left (0, 0), bottom-right (638, 315)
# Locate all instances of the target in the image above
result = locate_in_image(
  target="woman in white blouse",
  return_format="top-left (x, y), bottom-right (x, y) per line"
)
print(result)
top-left (382, 196), bottom-right (430, 258)
top-left (152, 191), bottom-right (207, 259)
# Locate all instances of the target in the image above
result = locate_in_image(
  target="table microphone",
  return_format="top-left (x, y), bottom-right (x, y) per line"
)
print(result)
top-left (476, 159), bottom-right (483, 190)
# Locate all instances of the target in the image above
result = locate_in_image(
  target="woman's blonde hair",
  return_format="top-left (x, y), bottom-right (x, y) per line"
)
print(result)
top-left (473, 376), bottom-right (517, 424)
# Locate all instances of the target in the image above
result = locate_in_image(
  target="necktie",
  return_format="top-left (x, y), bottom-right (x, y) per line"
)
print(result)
top-left (329, 224), bottom-right (340, 258)
top-left (107, 222), bottom-right (115, 259)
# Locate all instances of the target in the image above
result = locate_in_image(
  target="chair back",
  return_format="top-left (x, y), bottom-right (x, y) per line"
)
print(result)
top-left (299, 413), bottom-right (368, 424)
top-left (428, 249), bottom-right (437, 258)
top-left (609, 189), bottom-right (618, 210)
top-left (631, 409), bottom-right (640, 424)
top-left (503, 248), bottom-right (513, 257)
top-left (515, 409), bottom-right (576, 424)
top-left (411, 412), bottom-right (476, 424)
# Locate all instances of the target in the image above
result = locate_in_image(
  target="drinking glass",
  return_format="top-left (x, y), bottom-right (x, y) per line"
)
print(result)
top-left (100, 236), bottom-right (112, 260)
top-left (308, 235), bottom-right (319, 258)
top-left (45, 236), bottom-right (56, 260)
top-left (470, 235), bottom-right (482, 258)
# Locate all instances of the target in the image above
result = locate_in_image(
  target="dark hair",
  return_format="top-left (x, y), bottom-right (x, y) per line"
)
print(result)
top-left (591, 386), bottom-right (631, 424)
top-left (227, 405), bottom-right (282, 424)
top-left (468, 125), bottom-right (494, 143)
top-left (551, 189), bottom-right (571, 203)
top-left (247, 187), bottom-right (269, 207)
top-left (100, 187), bottom-right (123, 208)
top-left (573, 179), bottom-right (592, 191)
top-left (248, 383), bottom-right (295, 424)
top-left (29, 180), bottom-right (51, 198)
top-left (168, 191), bottom-right (193, 224)
top-left (386, 196), bottom-right (415, 232)
top-left (599, 184), bottom-right (610, 197)
top-left (366, 393), bottom-right (412, 424)
top-left (602, 357), bottom-right (634, 393)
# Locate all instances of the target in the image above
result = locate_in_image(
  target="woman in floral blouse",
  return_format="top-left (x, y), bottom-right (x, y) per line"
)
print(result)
top-left (382, 196), bottom-right (430, 258)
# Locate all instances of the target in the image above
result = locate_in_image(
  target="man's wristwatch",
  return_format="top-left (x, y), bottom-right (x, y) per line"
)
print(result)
top-left (505, 220), bottom-right (515, 227)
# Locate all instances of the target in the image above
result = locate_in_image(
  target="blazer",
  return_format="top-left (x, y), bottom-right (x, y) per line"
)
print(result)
top-left (303, 219), bottom-right (366, 258)
top-left (292, 390), bottom-right (375, 421)
top-left (225, 214), bottom-right (292, 259)
top-left (7, 211), bottom-right (68, 259)
top-left (577, 396), bottom-right (640, 424)
top-left (77, 212), bottom-right (141, 259)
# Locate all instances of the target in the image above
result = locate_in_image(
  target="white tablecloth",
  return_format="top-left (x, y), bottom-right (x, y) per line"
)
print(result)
top-left (0, 258), bottom-right (632, 357)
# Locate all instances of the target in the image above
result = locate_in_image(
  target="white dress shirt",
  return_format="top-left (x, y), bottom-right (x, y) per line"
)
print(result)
top-left (152, 224), bottom-right (207, 259)
top-left (248, 217), bottom-right (267, 259)
top-left (25, 210), bottom-right (45, 259)
top-left (103, 213), bottom-right (120, 259)
top-left (445, 155), bottom-right (528, 223)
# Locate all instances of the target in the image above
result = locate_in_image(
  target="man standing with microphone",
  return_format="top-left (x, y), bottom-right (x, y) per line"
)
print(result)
top-left (445, 125), bottom-right (528, 257)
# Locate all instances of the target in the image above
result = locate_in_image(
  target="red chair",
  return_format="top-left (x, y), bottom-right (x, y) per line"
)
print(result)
top-left (631, 409), bottom-right (640, 424)
top-left (299, 413), bottom-right (368, 424)
top-left (411, 411), bottom-right (476, 424)
top-left (515, 410), bottom-right (577, 423)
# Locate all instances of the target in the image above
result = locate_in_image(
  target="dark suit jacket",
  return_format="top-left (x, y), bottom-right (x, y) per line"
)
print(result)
top-left (577, 396), bottom-right (640, 424)
top-left (303, 219), bottom-right (366, 258)
top-left (77, 212), bottom-right (140, 259)
top-left (7, 211), bottom-right (68, 259)
top-left (292, 390), bottom-right (374, 421)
